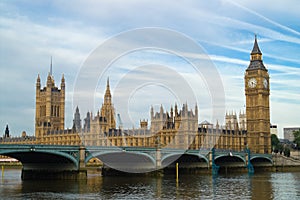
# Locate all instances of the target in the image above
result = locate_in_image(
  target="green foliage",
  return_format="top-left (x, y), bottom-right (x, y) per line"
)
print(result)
top-left (278, 143), bottom-right (284, 154)
top-left (284, 147), bottom-right (290, 157)
top-left (271, 134), bottom-right (279, 147)
top-left (271, 134), bottom-right (281, 153)
top-left (293, 129), bottom-right (300, 149)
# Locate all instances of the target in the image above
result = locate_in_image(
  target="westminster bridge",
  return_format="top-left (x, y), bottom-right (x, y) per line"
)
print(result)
top-left (0, 144), bottom-right (273, 179)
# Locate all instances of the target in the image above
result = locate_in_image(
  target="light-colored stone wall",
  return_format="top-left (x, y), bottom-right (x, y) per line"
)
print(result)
top-left (283, 127), bottom-right (300, 142)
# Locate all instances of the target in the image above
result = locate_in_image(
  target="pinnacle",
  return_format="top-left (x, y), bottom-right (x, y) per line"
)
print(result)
top-left (251, 34), bottom-right (262, 55)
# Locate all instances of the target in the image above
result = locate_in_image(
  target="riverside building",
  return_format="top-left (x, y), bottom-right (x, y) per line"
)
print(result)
top-left (1, 37), bottom-right (271, 154)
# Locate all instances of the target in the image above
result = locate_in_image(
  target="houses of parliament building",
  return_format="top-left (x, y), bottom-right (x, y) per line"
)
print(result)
top-left (1, 36), bottom-right (271, 154)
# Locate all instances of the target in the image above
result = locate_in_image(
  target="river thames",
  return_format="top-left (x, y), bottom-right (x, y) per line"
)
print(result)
top-left (0, 169), bottom-right (299, 199)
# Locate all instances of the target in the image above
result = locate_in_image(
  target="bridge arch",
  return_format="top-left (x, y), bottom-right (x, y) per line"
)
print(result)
top-left (0, 149), bottom-right (79, 170)
top-left (250, 155), bottom-right (273, 166)
top-left (162, 153), bottom-right (209, 168)
top-left (86, 150), bottom-right (157, 173)
top-left (214, 154), bottom-right (246, 167)
top-left (185, 152), bottom-right (209, 163)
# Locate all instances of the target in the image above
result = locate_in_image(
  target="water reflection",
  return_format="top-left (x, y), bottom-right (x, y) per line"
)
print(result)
top-left (212, 174), bottom-right (252, 199)
top-left (271, 172), bottom-right (300, 199)
top-left (249, 173), bottom-right (273, 200)
top-left (0, 169), bottom-right (299, 199)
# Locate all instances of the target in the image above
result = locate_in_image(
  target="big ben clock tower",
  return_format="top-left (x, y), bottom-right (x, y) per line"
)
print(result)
top-left (245, 35), bottom-right (271, 154)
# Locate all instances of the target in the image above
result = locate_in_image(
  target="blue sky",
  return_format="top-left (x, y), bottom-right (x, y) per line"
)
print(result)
top-left (0, 0), bottom-right (299, 138)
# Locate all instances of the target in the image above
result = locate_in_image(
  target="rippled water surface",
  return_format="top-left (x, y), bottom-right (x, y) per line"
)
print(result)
top-left (0, 169), bottom-right (299, 199)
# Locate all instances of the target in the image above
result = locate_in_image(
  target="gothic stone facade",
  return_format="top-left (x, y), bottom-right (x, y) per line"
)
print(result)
top-left (245, 36), bottom-right (271, 154)
top-left (1, 37), bottom-right (271, 154)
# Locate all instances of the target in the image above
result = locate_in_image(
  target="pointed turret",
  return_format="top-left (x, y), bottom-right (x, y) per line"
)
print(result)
top-left (47, 57), bottom-right (55, 88)
top-left (251, 35), bottom-right (262, 56)
top-left (150, 106), bottom-right (154, 118)
top-left (36, 74), bottom-right (41, 90)
top-left (4, 124), bottom-right (9, 138)
top-left (100, 77), bottom-right (116, 130)
top-left (47, 72), bottom-right (53, 88)
top-left (73, 106), bottom-right (81, 132)
top-left (84, 111), bottom-right (91, 132)
top-left (61, 74), bottom-right (65, 90)
top-left (160, 104), bottom-right (164, 120)
top-left (170, 105), bottom-right (173, 119)
top-left (106, 77), bottom-right (111, 94)
top-left (182, 103), bottom-right (186, 117)
top-left (104, 77), bottom-right (112, 104)
top-left (160, 104), bottom-right (163, 114)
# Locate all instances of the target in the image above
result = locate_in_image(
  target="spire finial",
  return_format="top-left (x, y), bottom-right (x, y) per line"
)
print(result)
top-left (104, 77), bottom-right (112, 104)
top-left (105, 77), bottom-right (110, 93)
top-left (50, 56), bottom-right (53, 76)
top-left (150, 105), bottom-right (154, 116)
top-left (5, 124), bottom-right (9, 138)
top-left (105, 77), bottom-right (111, 94)
top-left (251, 34), bottom-right (262, 55)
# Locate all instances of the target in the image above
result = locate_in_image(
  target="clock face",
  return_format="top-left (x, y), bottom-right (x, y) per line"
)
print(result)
top-left (263, 78), bottom-right (268, 88)
top-left (248, 78), bottom-right (257, 88)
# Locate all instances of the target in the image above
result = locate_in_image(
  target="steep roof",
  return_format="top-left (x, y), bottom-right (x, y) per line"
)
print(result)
top-left (251, 35), bottom-right (262, 55)
top-left (247, 35), bottom-right (267, 71)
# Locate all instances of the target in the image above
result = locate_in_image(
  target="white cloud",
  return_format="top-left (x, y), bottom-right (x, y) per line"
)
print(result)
top-left (227, 0), bottom-right (300, 36)
top-left (0, 0), bottom-right (299, 138)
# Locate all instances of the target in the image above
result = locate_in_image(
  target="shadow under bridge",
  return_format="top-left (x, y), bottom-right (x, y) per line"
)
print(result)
top-left (161, 149), bottom-right (209, 169)
top-left (0, 145), bottom-right (79, 170)
top-left (85, 146), bottom-right (157, 173)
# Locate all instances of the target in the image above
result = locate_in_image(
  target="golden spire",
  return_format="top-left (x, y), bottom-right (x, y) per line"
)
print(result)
top-left (47, 57), bottom-right (52, 77)
top-left (104, 77), bottom-right (112, 104)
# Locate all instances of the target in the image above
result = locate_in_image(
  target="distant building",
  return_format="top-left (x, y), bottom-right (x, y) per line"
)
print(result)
top-left (4, 125), bottom-right (9, 138)
top-left (83, 111), bottom-right (91, 132)
top-left (72, 106), bottom-right (82, 132)
top-left (199, 120), bottom-right (213, 129)
top-left (270, 124), bottom-right (278, 137)
top-left (239, 110), bottom-right (247, 131)
top-left (284, 127), bottom-right (300, 142)
top-left (225, 111), bottom-right (238, 130)
top-left (225, 110), bottom-right (246, 131)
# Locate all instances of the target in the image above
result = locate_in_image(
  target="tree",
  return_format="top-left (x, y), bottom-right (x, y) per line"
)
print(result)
top-left (293, 129), bottom-right (300, 150)
top-left (284, 147), bottom-right (290, 157)
top-left (271, 134), bottom-right (280, 153)
top-left (278, 143), bottom-right (284, 154)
